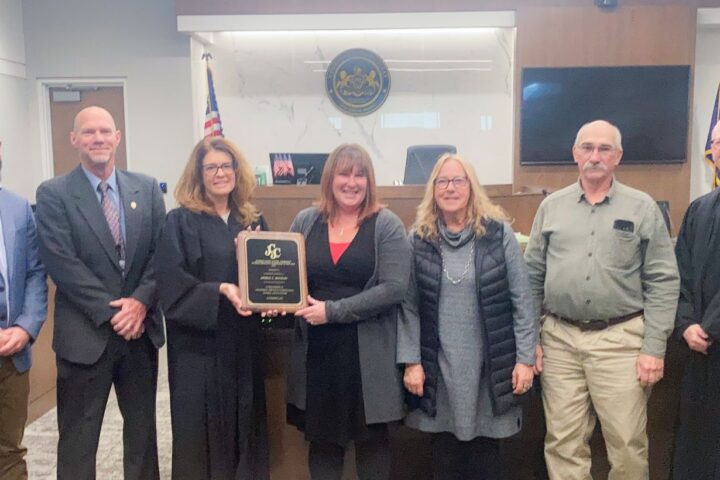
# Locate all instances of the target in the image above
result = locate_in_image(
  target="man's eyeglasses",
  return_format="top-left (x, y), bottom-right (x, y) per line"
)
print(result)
top-left (576, 143), bottom-right (617, 159)
top-left (434, 176), bottom-right (469, 190)
top-left (203, 163), bottom-right (235, 175)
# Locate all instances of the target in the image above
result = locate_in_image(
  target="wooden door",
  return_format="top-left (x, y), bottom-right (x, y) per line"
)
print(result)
top-left (48, 86), bottom-right (127, 176)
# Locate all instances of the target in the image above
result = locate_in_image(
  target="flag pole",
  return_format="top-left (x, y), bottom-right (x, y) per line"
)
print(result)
top-left (203, 52), bottom-right (224, 138)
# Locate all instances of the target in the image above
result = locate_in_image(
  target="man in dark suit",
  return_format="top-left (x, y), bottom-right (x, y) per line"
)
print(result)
top-left (0, 141), bottom-right (48, 480)
top-left (35, 106), bottom-right (166, 480)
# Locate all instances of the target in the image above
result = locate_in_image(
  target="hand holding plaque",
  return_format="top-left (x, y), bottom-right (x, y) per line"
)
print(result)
top-left (219, 282), bottom-right (254, 317)
top-left (295, 295), bottom-right (328, 326)
top-left (236, 231), bottom-right (308, 313)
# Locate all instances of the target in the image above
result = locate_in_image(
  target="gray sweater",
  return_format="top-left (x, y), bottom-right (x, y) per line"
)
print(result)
top-left (286, 206), bottom-right (412, 424)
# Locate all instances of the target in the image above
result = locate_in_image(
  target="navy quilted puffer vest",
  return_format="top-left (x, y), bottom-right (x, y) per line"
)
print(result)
top-left (410, 220), bottom-right (517, 417)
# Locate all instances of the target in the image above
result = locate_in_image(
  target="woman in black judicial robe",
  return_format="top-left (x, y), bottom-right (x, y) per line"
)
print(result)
top-left (156, 137), bottom-right (270, 480)
top-left (673, 188), bottom-right (720, 480)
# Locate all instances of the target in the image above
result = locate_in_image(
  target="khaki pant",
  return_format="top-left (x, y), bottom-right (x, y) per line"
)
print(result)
top-left (0, 359), bottom-right (29, 480)
top-left (541, 314), bottom-right (650, 480)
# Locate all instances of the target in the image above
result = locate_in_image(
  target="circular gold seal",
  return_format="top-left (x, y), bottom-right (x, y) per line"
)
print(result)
top-left (325, 48), bottom-right (391, 116)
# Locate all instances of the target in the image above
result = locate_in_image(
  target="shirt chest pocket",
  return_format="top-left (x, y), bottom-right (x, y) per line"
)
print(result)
top-left (602, 229), bottom-right (640, 270)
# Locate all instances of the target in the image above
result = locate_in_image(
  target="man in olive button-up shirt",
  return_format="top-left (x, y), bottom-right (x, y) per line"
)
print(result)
top-left (525, 120), bottom-right (679, 480)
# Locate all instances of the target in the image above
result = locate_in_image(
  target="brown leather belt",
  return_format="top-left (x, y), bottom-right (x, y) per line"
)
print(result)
top-left (548, 310), bottom-right (643, 331)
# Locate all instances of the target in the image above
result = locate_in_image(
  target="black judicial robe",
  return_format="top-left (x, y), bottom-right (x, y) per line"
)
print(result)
top-left (156, 207), bottom-right (270, 480)
top-left (673, 189), bottom-right (720, 480)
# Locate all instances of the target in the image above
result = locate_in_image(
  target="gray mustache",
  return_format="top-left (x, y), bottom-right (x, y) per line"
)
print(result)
top-left (583, 162), bottom-right (607, 171)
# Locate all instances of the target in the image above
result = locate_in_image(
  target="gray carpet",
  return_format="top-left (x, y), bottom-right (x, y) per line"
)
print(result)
top-left (23, 350), bottom-right (173, 479)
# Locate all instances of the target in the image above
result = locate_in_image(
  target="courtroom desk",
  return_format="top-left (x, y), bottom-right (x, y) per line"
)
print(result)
top-left (265, 326), bottom-right (686, 480)
top-left (254, 184), bottom-right (542, 235)
top-left (28, 281), bottom-right (56, 423)
top-left (384, 335), bottom-right (687, 480)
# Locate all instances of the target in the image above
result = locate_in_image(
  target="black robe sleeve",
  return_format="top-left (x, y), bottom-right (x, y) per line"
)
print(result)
top-left (674, 201), bottom-right (697, 340)
top-left (258, 214), bottom-right (269, 232)
top-left (701, 292), bottom-right (720, 341)
top-left (156, 208), bottom-right (222, 331)
top-left (675, 195), bottom-right (720, 342)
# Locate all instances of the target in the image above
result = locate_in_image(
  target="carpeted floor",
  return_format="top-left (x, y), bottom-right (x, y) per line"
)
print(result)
top-left (23, 350), bottom-right (173, 480)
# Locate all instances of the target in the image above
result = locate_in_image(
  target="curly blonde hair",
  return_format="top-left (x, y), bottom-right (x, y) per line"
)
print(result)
top-left (318, 143), bottom-right (382, 223)
top-left (414, 153), bottom-right (508, 239)
top-left (175, 137), bottom-right (259, 225)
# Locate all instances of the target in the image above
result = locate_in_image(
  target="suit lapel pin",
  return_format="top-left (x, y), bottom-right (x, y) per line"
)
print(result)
top-left (130, 201), bottom-right (137, 210)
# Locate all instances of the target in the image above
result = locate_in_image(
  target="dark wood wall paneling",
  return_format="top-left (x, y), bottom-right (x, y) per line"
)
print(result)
top-left (514, 4), bottom-right (695, 231)
top-left (28, 284), bottom-right (56, 423)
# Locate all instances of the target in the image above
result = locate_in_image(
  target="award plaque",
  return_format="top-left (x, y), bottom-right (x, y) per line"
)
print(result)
top-left (236, 231), bottom-right (308, 313)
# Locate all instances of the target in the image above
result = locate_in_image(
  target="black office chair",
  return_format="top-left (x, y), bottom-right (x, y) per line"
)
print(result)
top-left (403, 145), bottom-right (457, 185)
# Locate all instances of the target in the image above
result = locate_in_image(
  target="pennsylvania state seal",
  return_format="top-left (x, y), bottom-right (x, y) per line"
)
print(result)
top-left (325, 48), bottom-right (391, 116)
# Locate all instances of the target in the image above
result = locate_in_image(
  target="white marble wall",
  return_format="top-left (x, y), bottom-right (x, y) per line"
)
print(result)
top-left (198, 27), bottom-right (515, 185)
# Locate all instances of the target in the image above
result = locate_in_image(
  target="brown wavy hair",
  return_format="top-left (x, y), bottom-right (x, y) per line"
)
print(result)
top-left (175, 137), bottom-right (259, 225)
top-left (414, 153), bottom-right (509, 239)
top-left (318, 143), bottom-right (382, 223)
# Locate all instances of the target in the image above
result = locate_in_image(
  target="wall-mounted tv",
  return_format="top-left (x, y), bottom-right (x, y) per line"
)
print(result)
top-left (520, 65), bottom-right (690, 165)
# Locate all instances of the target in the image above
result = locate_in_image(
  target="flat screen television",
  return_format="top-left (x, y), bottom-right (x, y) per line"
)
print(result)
top-left (520, 65), bottom-right (690, 165)
top-left (269, 153), bottom-right (328, 185)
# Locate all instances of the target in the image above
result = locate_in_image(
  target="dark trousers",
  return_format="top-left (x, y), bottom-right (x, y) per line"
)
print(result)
top-left (0, 360), bottom-right (29, 480)
top-left (56, 334), bottom-right (159, 480)
top-left (432, 432), bottom-right (504, 480)
top-left (308, 424), bottom-right (390, 480)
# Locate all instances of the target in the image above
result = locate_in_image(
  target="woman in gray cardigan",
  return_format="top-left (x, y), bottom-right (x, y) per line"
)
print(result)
top-left (286, 143), bottom-right (411, 480)
top-left (399, 153), bottom-right (538, 480)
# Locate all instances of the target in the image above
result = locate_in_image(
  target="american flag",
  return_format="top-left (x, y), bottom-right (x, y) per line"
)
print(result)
top-left (272, 154), bottom-right (295, 177)
top-left (705, 83), bottom-right (720, 189)
top-left (204, 63), bottom-right (224, 138)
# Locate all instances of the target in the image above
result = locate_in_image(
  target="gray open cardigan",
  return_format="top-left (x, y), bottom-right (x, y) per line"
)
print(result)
top-left (286, 206), bottom-right (412, 424)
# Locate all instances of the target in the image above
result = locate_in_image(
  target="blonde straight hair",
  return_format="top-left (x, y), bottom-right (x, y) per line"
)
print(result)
top-left (414, 153), bottom-right (509, 240)
top-left (175, 137), bottom-right (259, 226)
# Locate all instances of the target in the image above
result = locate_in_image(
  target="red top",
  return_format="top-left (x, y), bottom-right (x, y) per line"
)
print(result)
top-left (329, 241), bottom-right (351, 265)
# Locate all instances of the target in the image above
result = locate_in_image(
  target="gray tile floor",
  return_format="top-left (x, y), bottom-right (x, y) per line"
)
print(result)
top-left (24, 350), bottom-right (173, 479)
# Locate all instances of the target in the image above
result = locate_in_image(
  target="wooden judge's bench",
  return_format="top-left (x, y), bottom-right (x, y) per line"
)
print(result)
top-left (254, 184), bottom-right (544, 234)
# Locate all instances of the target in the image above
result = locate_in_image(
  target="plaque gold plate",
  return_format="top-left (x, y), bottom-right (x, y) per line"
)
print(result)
top-left (236, 231), bottom-right (308, 313)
